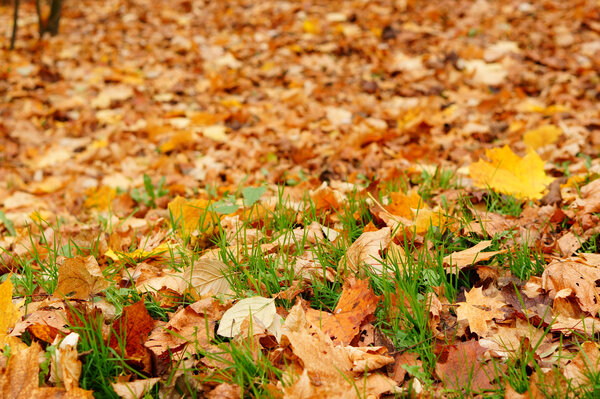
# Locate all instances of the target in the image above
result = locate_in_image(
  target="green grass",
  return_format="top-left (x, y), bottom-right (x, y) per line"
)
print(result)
top-left (1, 176), bottom-right (595, 398)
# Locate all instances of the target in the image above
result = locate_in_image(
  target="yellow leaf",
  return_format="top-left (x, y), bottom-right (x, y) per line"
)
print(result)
top-left (159, 131), bottom-right (194, 153)
top-left (84, 186), bottom-right (117, 210)
top-left (0, 277), bottom-right (22, 345)
top-left (386, 190), bottom-right (423, 219)
top-left (469, 146), bottom-right (553, 200)
top-left (303, 19), bottom-right (320, 34)
top-left (105, 242), bottom-right (170, 262)
top-left (414, 208), bottom-right (446, 234)
top-left (168, 196), bottom-right (218, 235)
top-left (523, 125), bottom-right (561, 150)
top-left (201, 125), bottom-right (228, 142)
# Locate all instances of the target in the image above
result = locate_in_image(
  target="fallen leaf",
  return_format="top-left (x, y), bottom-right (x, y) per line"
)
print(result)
top-left (0, 342), bottom-right (93, 398)
top-left (456, 286), bottom-right (506, 336)
top-left (217, 296), bottom-right (276, 338)
top-left (109, 301), bottom-right (155, 372)
top-left (183, 258), bottom-right (233, 299)
top-left (0, 277), bottom-right (21, 345)
top-left (542, 259), bottom-right (600, 315)
top-left (168, 196), bottom-right (217, 236)
top-left (306, 278), bottom-right (379, 344)
top-left (443, 240), bottom-right (505, 273)
top-left (469, 146), bottom-right (553, 199)
top-left (54, 256), bottom-right (109, 300)
top-left (112, 378), bottom-right (160, 399)
top-left (435, 340), bottom-right (502, 392)
top-left (523, 125), bottom-right (561, 150)
top-left (145, 297), bottom-right (229, 363)
top-left (279, 302), bottom-right (399, 398)
top-left (340, 227), bottom-right (391, 274)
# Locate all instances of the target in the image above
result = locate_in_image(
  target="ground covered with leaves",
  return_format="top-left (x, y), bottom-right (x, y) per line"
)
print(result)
top-left (2, 0), bottom-right (600, 397)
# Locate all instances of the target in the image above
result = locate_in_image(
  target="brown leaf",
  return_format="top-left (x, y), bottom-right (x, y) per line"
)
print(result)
top-left (0, 342), bottom-right (93, 398)
top-left (306, 278), bottom-right (379, 345)
top-left (443, 240), bottom-right (505, 273)
top-left (542, 259), bottom-right (600, 315)
top-left (279, 303), bottom-right (399, 398)
top-left (109, 301), bottom-right (155, 373)
top-left (435, 340), bottom-right (502, 392)
top-left (456, 287), bottom-right (506, 337)
top-left (340, 227), bottom-right (391, 274)
top-left (145, 297), bottom-right (229, 367)
top-left (54, 256), bottom-right (109, 300)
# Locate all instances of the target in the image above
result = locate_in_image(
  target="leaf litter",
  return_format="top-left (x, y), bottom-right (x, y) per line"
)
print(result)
top-left (2, 0), bottom-right (600, 397)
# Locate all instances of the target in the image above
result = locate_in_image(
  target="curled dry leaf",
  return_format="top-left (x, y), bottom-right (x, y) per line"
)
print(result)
top-left (542, 259), bottom-right (600, 315)
top-left (340, 227), bottom-right (391, 274)
top-left (0, 342), bottom-right (93, 398)
top-left (443, 240), bottom-right (506, 273)
top-left (145, 297), bottom-right (229, 364)
top-left (54, 256), bottom-right (109, 300)
top-left (112, 377), bottom-right (161, 399)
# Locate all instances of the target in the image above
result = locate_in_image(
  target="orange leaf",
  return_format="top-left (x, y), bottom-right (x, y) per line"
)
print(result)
top-left (306, 279), bottom-right (379, 345)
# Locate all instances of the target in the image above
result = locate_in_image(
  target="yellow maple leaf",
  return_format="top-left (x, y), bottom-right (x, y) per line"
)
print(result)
top-left (469, 146), bottom-right (553, 200)
top-left (168, 196), bottom-right (219, 235)
top-left (523, 125), bottom-right (561, 150)
top-left (84, 186), bottom-right (117, 210)
top-left (386, 190), bottom-right (423, 219)
top-left (0, 277), bottom-right (22, 345)
top-left (105, 242), bottom-right (170, 262)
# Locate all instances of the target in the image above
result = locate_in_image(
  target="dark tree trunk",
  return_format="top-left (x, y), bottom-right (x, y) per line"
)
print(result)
top-left (35, 0), bottom-right (63, 37)
top-left (10, 0), bottom-right (19, 50)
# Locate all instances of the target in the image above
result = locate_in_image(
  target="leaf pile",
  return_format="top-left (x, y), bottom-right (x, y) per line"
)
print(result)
top-left (2, 0), bottom-right (600, 397)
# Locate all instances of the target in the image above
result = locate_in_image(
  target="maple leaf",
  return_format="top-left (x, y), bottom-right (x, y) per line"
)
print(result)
top-left (523, 125), bottom-right (561, 150)
top-left (279, 302), bottom-right (398, 398)
top-left (468, 146), bottom-right (553, 199)
top-left (435, 340), bottom-right (504, 392)
top-left (108, 301), bottom-right (155, 373)
top-left (305, 278), bottom-right (379, 345)
top-left (340, 227), bottom-right (391, 274)
top-left (542, 259), bottom-right (600, 315)
top-left (456, 287), bottom-right (506, 337)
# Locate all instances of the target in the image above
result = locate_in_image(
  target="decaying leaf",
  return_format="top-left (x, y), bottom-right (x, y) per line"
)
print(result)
top-left (0, 342), bottom-right (93, 398)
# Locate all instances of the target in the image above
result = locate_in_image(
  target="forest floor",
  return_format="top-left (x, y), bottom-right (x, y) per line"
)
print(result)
top-left (2, 0), bottom-right (600, 398)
